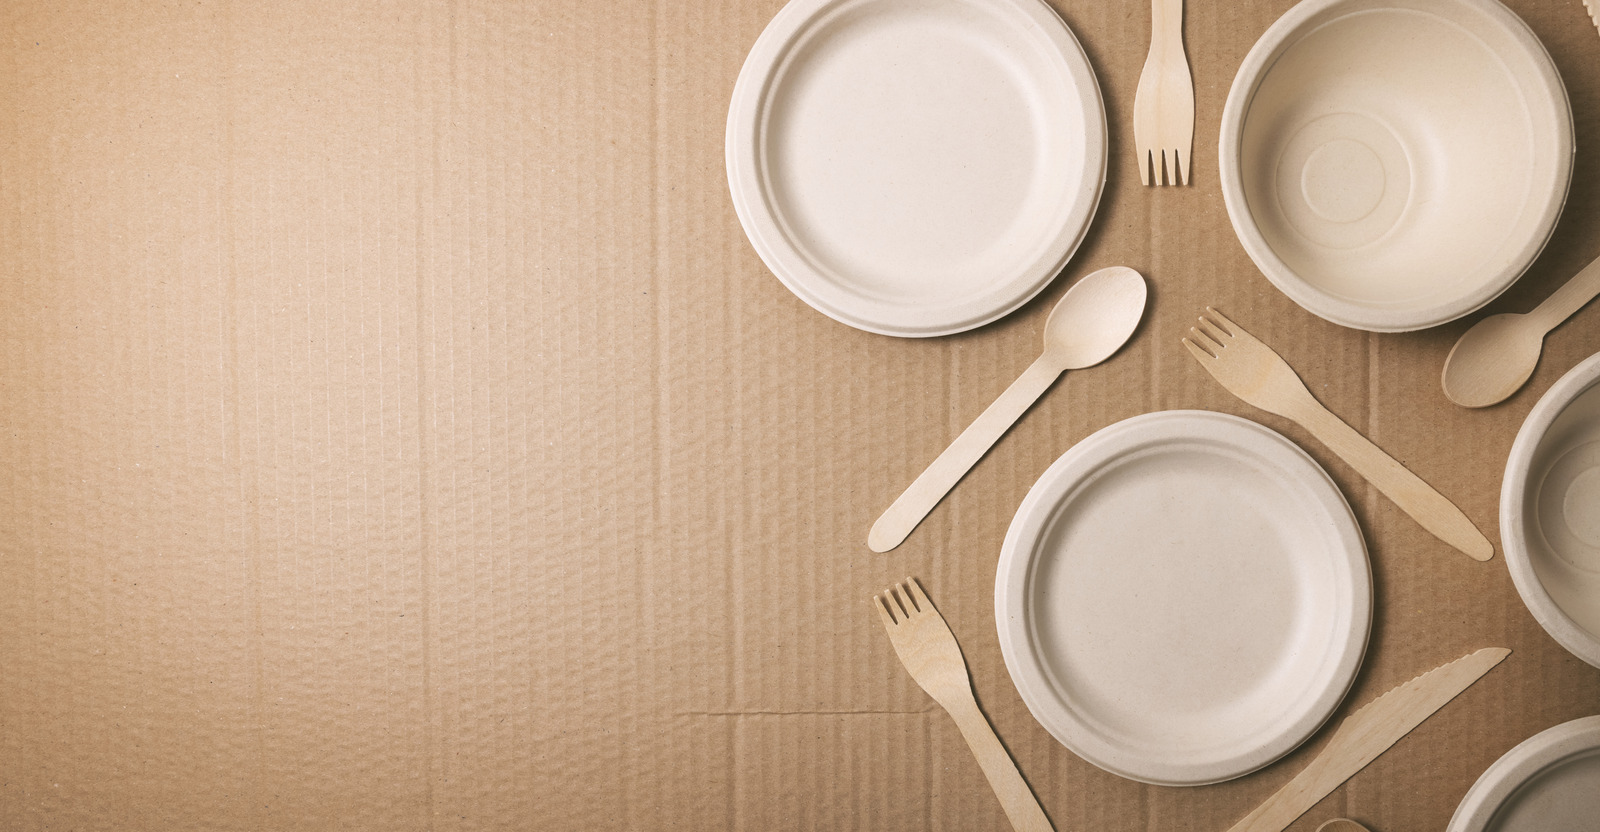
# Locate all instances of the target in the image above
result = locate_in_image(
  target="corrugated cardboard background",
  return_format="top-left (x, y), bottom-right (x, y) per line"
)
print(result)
top-left (2, 0), bottom-right (1598, 829)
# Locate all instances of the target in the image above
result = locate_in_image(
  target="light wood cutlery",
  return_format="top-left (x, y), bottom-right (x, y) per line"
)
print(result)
top-left (869, 268), bottom-right (1147, 553)
top-left (874, 578), bottom-right (1053, 832)
top-left (1185, 307), bottom-right (1494, 562)
top-left (1134, 0), bottom-right (1194, 185)
top-left (1225, 648), bottom-right (1509, 832)
top-left (1442, 251), bottom-right (1600, 408)
top-left (876, 577), bottom-right (1504, 832)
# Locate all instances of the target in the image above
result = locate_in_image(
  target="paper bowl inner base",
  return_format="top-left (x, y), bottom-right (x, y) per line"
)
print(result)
top-left (1524, 383), bottom-right (1600, 642)
top-left (1233, 0), bottom-right (1569, 329)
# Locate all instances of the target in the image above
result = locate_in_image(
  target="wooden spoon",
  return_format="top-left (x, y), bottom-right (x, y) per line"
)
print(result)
top-left (1442, 253), bottom-right (1600, 407)
top-left (868, 267), bottom-right (1147, 553)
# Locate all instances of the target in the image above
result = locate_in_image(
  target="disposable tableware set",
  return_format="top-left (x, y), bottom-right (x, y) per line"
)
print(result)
top-left (728, 0), bottom-right (1600, 829)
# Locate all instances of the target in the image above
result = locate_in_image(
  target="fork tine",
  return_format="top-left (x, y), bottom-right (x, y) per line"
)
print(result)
top-left (1172, 149), bottom-right (1188, 186)
top-left (1196, 316), bottom-right (1230, 344)
top-left (1182, 337), bottom-right (1216, 362)
top-left (873, 593), bottom-right (899, 627)
top-left (1204, 306), bottom-right (1241, 334)
top-left (883, 582), bottom-right (908, 620)
top-left (889, 585), bottom-right (915, 617)
top-left (1139, 149), bottom-right (1152, 187)
top-left (904, 577), bottom-right (931, 614)
top-left (1188, 325), bottom-right (1223, 353)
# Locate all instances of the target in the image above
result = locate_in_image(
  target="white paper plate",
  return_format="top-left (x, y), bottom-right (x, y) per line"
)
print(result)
top-left (726, 0), bottom-right (1106, 337)
top-left (995, 411), bottom-right (1371, 786)
top-left (1448, 715), bottom-right (1600, 831)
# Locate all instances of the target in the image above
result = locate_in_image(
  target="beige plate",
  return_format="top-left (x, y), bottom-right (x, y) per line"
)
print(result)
top-left (995, 410), bottom-right (1370, 786)
top-left (726, 0), bottom-right (1106, 337)
top-left (1219, 0), bottom-right (1572, 332)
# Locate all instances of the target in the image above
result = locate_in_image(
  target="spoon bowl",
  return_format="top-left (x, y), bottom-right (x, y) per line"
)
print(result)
top-left (1442, 252), bottom-right (1600, 408)
top-left (1316, 820), bottom-right (1373, 832)
top-left (1044, 266), bottom-right (1148, 369)
top-left (1442, 312), bottom-right (1546, 408)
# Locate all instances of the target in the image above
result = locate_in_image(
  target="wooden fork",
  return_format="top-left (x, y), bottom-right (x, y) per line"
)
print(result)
top-left (873, 579), bottom-right (1053, 832)
top-left (1183, 307), bottom-right (1493, 562)
top-left (1133, 0), bottom-right (1194, 185)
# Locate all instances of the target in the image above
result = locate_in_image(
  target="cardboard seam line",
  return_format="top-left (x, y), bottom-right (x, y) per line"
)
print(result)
top-left (218, 4), bottom-right (270, 826)
top-left (411, 1), bottom-right (451, 825)
top-left (679, 709), bottom-right (940, 717)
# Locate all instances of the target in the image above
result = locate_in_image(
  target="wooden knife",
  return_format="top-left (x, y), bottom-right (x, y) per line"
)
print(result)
top-left (1224, 647), bottom-right (1510, 832)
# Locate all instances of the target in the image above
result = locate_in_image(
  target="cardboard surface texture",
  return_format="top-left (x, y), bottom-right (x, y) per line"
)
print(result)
top-left (1, 1), bottom-right (1598, 830)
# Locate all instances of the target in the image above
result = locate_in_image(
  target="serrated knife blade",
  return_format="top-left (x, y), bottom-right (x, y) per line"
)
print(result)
top-left (1224, 647), bottom-right (1511, 832)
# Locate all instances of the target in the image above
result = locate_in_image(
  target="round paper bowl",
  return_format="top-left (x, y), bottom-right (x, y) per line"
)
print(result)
top-left (1219, 0), bottom-right (1572, 332)
top-left (1502, 351), bottom-right (1600, 670)
top-left (1448, 715), bottom-right (1600, 831)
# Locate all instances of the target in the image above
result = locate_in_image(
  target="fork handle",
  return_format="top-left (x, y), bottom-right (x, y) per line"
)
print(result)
top-left (1295, 402), bottom-right (1494, 561)
top-left (1151, 0), bottom-right (1184, 47)
top-left (946, 696), bottom-right (1055, 832)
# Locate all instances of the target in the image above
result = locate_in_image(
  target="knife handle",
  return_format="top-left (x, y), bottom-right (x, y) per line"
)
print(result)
top-left (1224, 724), bottom-right (1367, 832)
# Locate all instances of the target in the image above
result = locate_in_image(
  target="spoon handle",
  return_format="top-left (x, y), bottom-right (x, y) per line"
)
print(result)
top-left (1152, 0), bottom-right (1184, 48)
top-left (869, 355), bottom-right (1061, 553)
top-left (1530, 253), bottom-right (1600, 333)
